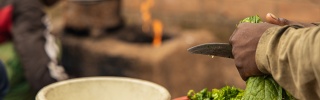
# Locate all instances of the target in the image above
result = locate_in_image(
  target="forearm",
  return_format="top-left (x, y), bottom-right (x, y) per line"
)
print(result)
top-left (256, 25), bottom-right (320, 99)
top-left (12, 0), bottom-right (56, 91)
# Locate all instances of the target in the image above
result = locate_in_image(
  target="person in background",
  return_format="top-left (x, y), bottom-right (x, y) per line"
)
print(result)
top-left (174, 13), bottom-right (320, 100)
top-left (0, 61), bottom-right (9, 99)
top-left (0, 0), bottom-right (69, 99)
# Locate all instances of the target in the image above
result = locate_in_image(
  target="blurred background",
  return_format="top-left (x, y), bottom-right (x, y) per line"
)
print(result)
top-left (44, 0), bottom-right (320, 98)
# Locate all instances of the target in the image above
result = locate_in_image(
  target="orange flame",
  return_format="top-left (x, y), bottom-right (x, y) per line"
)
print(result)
top-left (140, 0), bottom-right (154, 33)
top-left (140, 0), bottom-right (163, 48)
top-left (152, 20), bottom-right (163, 47)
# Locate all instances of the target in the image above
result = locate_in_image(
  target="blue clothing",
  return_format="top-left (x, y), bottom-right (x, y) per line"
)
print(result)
top-left (0, 61), bottom-right (8, 99)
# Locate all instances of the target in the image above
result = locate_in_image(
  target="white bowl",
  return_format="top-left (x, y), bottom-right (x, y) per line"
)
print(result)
top-left (36, 77), bottom-right (171, 100)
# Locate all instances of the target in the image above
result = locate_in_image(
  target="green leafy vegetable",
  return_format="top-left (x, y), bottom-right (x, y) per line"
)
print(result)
top-left (187, 15), bottom-right (296, 100)
top-left (187, 76), bottom-right (295, 100)
top-left (187, 86), bottom-right (243, 100)
top-left (241, 76), bottom-right (294, 100)
top-left (239, 15), bottom-right (262, 24)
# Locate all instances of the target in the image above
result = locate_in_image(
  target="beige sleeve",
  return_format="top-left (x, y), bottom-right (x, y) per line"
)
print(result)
top-left (255, 25), bottom-right (320, 100)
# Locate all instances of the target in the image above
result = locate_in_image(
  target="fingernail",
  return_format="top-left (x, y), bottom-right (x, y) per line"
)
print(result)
top-left (268, 13), bottom-right (278, 20)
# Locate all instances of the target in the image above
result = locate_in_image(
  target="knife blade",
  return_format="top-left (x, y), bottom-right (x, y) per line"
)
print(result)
top-left (187, 43), bottom-right (234, 58)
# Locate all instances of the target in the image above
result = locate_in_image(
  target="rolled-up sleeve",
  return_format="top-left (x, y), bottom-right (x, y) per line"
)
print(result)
top-left (256, 25), bottom-right (320, 100)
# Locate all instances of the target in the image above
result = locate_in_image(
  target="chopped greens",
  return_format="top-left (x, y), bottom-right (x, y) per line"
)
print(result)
top-left (188, 86), bottom-right (243, 100)
top-left (187, 76), bottom-right (295, 100)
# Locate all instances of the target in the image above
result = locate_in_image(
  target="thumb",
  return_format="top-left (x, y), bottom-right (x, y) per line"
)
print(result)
top-left (266, 13), bottom-right (289, 26)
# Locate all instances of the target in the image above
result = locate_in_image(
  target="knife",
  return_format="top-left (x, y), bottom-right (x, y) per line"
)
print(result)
top-left (187, 43), bottom-right (234, 58)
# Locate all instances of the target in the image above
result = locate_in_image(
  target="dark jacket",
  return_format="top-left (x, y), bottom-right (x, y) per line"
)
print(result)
top-left (0, 0), bottom-right (57, 91)
top-left (12, 0), bottom-right (57, 91)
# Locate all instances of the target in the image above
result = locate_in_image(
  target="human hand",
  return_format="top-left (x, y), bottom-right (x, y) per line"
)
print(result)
top-left (229, 22), bottom-right (277, 80)
top-left (265, 13), bottom-right (316, 27)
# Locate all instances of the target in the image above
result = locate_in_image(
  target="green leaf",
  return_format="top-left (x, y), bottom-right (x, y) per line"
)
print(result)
top-left (239, 15), bottom-right (263, 24)
top-left (241, 76), bottom-right (283, 100)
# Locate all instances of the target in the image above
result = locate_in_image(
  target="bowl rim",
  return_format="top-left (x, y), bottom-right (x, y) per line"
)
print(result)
top-left (36, 76), bottom-right (171, 100)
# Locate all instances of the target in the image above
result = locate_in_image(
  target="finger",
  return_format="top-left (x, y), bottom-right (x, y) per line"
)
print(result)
top-left (266, 13), bottom-right (315, 27)
top-left (266, 13), bottom-right (280, 25)
top-left (266, 13), bottom-right (289, 26)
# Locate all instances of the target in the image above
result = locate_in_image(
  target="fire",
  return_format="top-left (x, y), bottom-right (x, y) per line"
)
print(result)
top-left (152, 20), bottom-right (163, 47)
top-left (140, 0), bottom-right (154, 33)
top-left (140, 0), bottom-right (163, 48)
